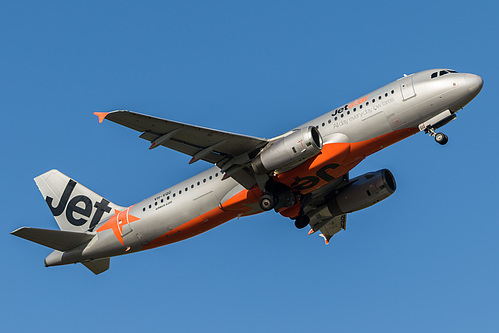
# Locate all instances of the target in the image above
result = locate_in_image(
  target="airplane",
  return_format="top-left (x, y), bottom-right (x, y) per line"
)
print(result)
top-left (12, 68), bottom-right (483, 274)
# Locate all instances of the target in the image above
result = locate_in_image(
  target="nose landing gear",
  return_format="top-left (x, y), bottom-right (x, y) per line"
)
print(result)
top-left (434, 132), bottom-right (448, 145)
top-left (427, 126), bottom-right (448, 145)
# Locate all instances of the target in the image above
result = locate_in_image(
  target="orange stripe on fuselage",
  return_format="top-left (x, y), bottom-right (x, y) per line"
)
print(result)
top-left (276, 127), bottom-right (418, 194)
top-left (143, 127), bottom-right (419, 248)
top-left (142, 186), bottom-right (263, 250)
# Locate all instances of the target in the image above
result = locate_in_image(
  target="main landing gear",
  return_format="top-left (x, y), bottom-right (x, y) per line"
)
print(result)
top-left (294, 215), bottom-right (310, 229)
top-left (258, 180), bottom-right (295, 212)
top-left (259, 194), bottom-right (276, 211)
top-left (259, 192), bottom-right (309, 229)
top-left (258, 180), bottom-right (311, 230)
top-left (427, 126), bottom-right (448, 145)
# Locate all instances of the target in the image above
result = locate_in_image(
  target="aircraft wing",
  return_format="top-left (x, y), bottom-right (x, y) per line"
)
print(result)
top-left (302, 177), bottom-right (349, 245)
top-left (95, 110), bottom-right (269, 188)
top-left (316, 214), bottom-right (346, 245)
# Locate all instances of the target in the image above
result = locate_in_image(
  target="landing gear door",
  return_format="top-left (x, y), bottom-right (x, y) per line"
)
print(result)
top-left (400, 76), bottom-right (416, 101)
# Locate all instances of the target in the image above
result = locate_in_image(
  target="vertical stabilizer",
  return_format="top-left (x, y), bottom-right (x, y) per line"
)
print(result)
top-left (35, 170), bottom-right (125, 232)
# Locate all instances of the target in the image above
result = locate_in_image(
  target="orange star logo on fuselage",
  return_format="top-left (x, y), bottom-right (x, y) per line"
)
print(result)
top-left (97, 207), bottom-right (140, 245)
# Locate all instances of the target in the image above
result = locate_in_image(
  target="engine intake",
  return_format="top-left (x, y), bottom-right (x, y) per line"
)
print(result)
top-left (251, 126), bottom-right (323, 174)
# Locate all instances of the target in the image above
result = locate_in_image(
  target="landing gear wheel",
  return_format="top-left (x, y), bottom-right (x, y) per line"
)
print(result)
top-left (294, 215), bottom-right (310, 229)
top-left (259, 194), bottom-right (276, 211)
top-left (435, 132), bottom-right (448, 145)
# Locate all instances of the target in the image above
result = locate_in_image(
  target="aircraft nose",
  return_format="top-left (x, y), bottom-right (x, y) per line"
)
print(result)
top-left (464, 73), bottom-right (483, 96)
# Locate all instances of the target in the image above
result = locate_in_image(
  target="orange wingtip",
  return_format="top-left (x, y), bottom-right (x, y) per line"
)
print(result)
top-left (319, 233), bottom-right (330, 245)
top-left (94, 112), bottom-right (109, 124)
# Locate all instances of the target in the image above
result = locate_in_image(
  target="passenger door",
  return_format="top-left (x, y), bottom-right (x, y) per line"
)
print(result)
top-left (400, 76), bottom-right (416, 100)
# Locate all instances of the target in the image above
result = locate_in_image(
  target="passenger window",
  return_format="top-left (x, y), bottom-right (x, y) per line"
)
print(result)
top-left (391, 90), bottom-right (394, 94)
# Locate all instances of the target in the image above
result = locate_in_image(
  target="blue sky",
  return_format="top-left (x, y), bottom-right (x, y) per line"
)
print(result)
top-left (1, 1), bottom-right (497, 332)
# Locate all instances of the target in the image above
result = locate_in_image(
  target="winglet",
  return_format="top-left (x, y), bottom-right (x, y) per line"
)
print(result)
top-left (94, 112), bottom-right (109, 124)
top-left (319, 233), bottom-right (330, 245)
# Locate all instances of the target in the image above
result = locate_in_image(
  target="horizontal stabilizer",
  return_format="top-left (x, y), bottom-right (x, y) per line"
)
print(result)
top-left (11, 227), bottom-right (94, 251)
top-left (81, 258), bottom-right (110, 275)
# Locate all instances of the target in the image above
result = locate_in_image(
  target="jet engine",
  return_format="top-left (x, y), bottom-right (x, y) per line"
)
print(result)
top-left (327, 169), bottom-right (396, 215)
top-left (251, 126), bottom-right (323, 174)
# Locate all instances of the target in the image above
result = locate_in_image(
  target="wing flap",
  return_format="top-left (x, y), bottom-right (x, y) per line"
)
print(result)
top-left (140, 131), bottom-right (224, 163)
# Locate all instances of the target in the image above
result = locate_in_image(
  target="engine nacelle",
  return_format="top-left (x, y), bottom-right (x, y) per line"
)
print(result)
top-left (251, 126), bottom-right (323, 174)
top-left (327, 169), bottom-right (396, 215)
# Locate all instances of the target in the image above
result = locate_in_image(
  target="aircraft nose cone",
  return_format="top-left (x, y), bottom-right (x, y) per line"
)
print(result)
top-left (465, 73), bottom-right (483, 96)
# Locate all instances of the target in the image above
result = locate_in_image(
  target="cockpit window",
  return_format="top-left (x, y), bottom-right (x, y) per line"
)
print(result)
top-left (431, 69), bottom-right (459, 79)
